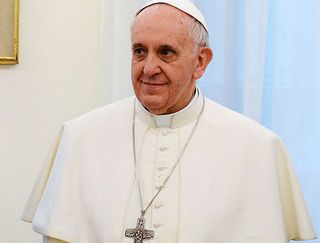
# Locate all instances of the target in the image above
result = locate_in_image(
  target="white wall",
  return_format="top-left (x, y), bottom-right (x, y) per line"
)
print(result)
top-left (0, 0), bottom-right (102, 242)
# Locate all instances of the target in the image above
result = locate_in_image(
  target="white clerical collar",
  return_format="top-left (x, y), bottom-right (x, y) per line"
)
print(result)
top-left (152, 89), bottom-right (199, 127)
top-left (135, 87), bottom-right (204, 129)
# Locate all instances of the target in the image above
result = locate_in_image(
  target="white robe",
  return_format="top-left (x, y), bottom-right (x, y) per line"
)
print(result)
top-left (22, 91), bottom-right (316, 243)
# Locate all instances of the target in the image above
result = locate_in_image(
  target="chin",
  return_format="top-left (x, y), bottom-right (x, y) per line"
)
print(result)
top-left (139, 96), bottom-right (168, 114)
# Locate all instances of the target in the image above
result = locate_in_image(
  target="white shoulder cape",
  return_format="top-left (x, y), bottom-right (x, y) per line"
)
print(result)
top-left (22, 96), bottom-right (316, 243)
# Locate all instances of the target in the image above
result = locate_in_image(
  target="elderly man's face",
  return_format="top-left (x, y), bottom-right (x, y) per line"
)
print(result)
top-left (131, 4), bottom-right (209, 115)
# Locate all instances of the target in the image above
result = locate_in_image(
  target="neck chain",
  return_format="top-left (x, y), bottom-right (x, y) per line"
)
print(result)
top-left (125, 95), bottom-right (205, 242)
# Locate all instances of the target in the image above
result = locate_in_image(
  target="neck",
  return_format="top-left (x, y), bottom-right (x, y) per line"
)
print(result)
top-left (136, 87), bottom-right (202, 128)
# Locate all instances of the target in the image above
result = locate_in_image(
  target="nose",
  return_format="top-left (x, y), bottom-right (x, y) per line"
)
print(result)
top-left (143, 54), bottom-right (161, 77)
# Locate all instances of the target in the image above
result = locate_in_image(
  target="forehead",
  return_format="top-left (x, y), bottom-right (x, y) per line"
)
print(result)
top-left (132, 4), bottom-right (192, 43)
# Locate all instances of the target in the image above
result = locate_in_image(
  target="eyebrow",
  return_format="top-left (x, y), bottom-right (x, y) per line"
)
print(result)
top-left (158, 45), bottom-right (178, 54)
top-left (132, 43), bottom-right (177, 50)
top-left (132, 43), bottom-right (144, 49)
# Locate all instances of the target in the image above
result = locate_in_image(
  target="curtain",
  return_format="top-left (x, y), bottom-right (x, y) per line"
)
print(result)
top-left (102, 0), bottom-right (319, 241)
top-left (194, 1), bottom-right (320, 242)
top-left (100, 0), bottom-right (145, 104)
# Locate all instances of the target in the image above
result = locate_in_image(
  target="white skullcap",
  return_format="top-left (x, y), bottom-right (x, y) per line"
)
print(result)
top-left (136, 0), bottom-right (208, 33)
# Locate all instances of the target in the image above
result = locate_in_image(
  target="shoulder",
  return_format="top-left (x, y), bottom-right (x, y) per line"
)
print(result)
top-left (203, 97), bottom-right (279, 143)
top-left (63, 96), bottom-right (134, 136)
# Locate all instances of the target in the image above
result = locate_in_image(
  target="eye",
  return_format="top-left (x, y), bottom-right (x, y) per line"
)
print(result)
top-left (133, 47), bottom-right (147, 60)
top-left (158, 46), bottom-right (177, 62)
top-left (160, 48), bottom-right (173, 56)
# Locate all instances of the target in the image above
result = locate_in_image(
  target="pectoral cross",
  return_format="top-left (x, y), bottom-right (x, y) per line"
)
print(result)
top-left (125, 216), bottom-right (154, 243)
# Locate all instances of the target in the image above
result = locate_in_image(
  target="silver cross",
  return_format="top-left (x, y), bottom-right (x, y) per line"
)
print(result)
top-left (125, 216), bottom-right (154, 243)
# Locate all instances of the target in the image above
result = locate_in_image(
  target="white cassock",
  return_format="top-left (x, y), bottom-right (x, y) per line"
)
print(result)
top-left (22, 89), bottom-right (316, 243)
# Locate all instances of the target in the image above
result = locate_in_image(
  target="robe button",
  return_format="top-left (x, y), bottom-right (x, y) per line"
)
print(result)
top-left (157, 166), bottom-right (167, 171)
top-left (155, 185), bottom-right (163, 190)
top-left (161, 130), bottom-right (169, 136)
top-left (153, 223), bottom-right (162, 228)
top-left (154, 202), bottom-right (163, 209)
top-left (159, 147), bottom-right (168, 152)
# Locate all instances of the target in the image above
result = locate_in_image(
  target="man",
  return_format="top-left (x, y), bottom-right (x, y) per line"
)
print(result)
top-left (22, 0), bottom-right (316, 242)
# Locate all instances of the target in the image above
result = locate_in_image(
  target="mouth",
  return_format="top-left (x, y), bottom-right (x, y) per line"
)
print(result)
top-left (139, 80), bottom-right (168, 93)
top-left (141, 80), bottom-right (167, 86)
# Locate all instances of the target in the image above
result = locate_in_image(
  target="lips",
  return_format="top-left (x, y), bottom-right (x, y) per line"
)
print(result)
top-left (139, 80), bottom-right (168, 94)
top-left (143, 82), bottom-right (166, 85)
top-left (140, 80), bottom-right (167, 85)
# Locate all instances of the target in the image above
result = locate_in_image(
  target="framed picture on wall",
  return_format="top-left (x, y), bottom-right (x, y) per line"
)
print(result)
top-left (0, 0), bottom-right (19, 65)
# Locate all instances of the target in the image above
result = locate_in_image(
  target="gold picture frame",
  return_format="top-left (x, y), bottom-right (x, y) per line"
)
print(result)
top-left (0, 0), bottom-right (19, 64)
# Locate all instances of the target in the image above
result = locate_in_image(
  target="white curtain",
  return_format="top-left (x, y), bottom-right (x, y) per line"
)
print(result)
top-left (101, 1), bottom-right (320, 241)
top-left (195, 1), bottom-right (320, 241)
top-left (100, 0), bottom-right (145, 104)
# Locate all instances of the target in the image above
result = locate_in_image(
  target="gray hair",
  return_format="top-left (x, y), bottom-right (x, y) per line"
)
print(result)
top-left (188, 18), bottom-right (210, 48)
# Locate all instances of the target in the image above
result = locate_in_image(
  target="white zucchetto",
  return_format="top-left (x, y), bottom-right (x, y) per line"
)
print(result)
top-left (136, 0), bottom-right (208, 32)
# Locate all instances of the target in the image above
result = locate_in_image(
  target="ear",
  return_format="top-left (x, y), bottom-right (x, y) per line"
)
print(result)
top-left (193, 47), bottom-right (213, 80)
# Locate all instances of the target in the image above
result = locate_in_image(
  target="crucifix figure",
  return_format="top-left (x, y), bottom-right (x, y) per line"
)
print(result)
top-left (125, 216), bottom-right (154, 243)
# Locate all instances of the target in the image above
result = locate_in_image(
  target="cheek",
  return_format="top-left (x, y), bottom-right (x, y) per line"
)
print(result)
top-left (167, 68), bottom-right (194, 98)
top-left (170, 68), bottom-right (190, 88)
top-left (131, 63), bottom-right (142, 86)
